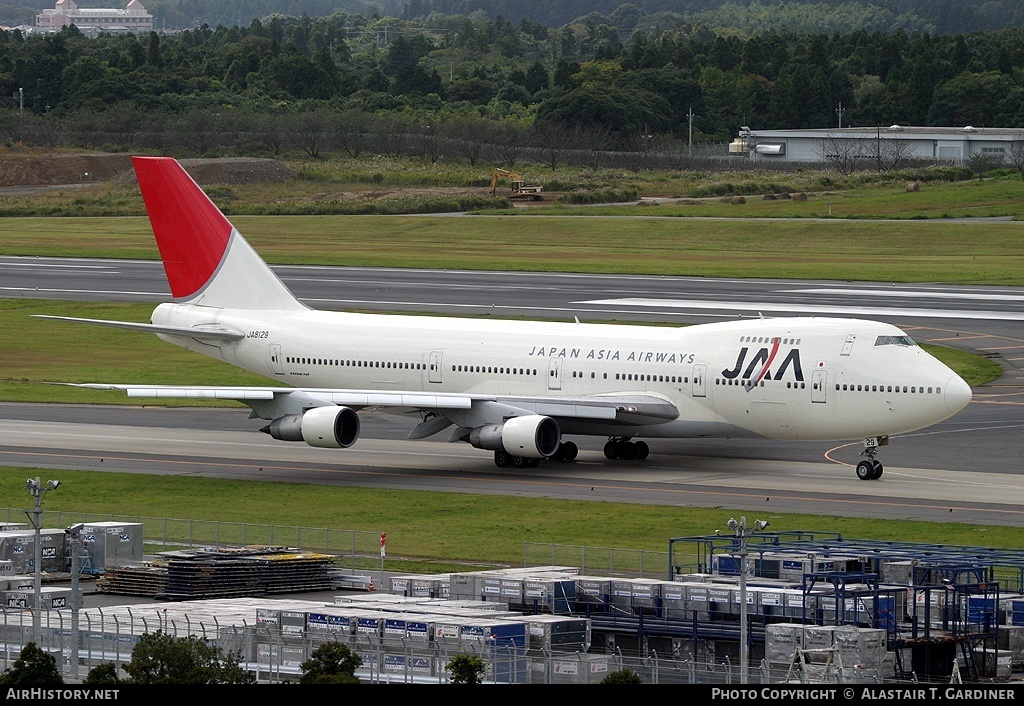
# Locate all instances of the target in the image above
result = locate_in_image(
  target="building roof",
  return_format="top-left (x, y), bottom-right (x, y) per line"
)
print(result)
top-left (744, 125), bottom-right (1024, 138)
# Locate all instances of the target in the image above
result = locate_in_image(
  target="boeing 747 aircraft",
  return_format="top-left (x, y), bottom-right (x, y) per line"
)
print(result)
top-left (40, 157), bottom-right (972, 480)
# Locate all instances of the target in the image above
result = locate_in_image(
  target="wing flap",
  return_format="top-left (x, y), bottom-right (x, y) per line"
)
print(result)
top-left (73, 384), bottom-right (277, 400)
top-left (66, 384), bottom-right (473, 409)
top-left (496, 394), bottom-right (679, 422)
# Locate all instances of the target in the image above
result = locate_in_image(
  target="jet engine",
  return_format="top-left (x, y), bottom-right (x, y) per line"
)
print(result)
top-left (468, 415), bottom-right (560, 458)
top-left (261, 406), bottom-right (360, 448)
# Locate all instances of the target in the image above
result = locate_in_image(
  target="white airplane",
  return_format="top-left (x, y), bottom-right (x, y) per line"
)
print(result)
top-left (40, 157), bottom-right (972, 481)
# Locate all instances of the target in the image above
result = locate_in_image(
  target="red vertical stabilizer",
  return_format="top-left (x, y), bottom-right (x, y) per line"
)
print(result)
top-left (133, 156), bottom-right (232, 300)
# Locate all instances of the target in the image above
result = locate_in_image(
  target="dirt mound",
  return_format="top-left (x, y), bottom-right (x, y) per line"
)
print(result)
top-left (0, 153), bottom-right (294, 188)
top-left (0, 154), bottom-right (134, 187)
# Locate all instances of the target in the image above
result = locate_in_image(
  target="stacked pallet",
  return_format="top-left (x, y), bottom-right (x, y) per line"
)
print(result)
top-left (96, 547), bottom-right (337, 600)
top-left (96, 562), bottom-right (168, 597)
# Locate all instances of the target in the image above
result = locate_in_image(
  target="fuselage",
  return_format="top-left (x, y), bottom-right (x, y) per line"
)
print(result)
top-left (153, 303), bottom-right (972, 442)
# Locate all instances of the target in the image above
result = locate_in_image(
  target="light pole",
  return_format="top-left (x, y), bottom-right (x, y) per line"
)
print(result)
top-left (66, 523), bottom-right (84, 680)
top-left (727, 516), bottom-right (769, 684)
top-left (25, 477), bottom-right (60, 643)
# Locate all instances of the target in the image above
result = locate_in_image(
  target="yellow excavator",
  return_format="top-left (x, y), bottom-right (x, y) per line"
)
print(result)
top-left (489, 167), bottom-right (544, 201)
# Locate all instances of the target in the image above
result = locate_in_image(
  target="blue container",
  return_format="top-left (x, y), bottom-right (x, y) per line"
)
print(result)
top-left (968, 597), bottom-right (996, 627)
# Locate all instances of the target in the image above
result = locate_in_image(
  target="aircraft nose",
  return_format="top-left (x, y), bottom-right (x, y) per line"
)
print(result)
top-left (944, 374), bottom-right (972, 414)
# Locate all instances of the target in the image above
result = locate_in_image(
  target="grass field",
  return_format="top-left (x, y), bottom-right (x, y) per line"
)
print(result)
top-left (0, 156), bottom-right (1017, 567)
top-left (3, 213), bottom-right (1024, 283)
top-left (3, 468), bottom-right (1019, 570)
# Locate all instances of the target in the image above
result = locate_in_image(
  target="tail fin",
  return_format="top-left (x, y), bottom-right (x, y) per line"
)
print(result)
top-left (133, 156), bottom-right (304, 311)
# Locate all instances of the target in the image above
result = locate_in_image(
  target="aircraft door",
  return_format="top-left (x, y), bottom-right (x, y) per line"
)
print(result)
top-left (811, 369), bottom-right (828, 403)
top-left (428, 350), bottom-right (443, 384)
top-left (692, 364), bottom-right (707, 398)
top-left (548, 357), bottom-right (563, 390)
top-left (269, 343), bottom-right (284, 375)
top-left (841, 334), bottom-right (857, 356)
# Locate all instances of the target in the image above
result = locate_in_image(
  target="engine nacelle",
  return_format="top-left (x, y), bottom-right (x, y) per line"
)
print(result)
top-left (468, 415), bottom-right (560, 458)
top-left (262, 406), bottom-right (360, 449)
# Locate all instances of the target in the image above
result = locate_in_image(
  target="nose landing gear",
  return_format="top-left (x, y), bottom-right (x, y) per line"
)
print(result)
top-left (856, 436), bottom-right (888, 480)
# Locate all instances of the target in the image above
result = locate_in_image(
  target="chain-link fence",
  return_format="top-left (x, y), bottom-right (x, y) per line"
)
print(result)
top-left (0, 605), bottom-right (902, 685)
top-left (522, 542), bottom-right (670, 578)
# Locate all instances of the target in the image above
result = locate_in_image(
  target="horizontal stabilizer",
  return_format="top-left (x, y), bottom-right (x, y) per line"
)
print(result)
top-left (34, 315), bottom-right (244, 341)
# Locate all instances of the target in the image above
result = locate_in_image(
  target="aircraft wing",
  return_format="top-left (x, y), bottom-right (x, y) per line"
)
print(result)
top-left (65, 383), bottom-right (678, 432)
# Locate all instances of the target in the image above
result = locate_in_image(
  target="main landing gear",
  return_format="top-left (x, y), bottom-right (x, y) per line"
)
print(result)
top-left (492, 438), bottom-right (651, 468)
top-left (493, 440), bottom-right (578, 468)
top-left (493, 450), bottom-right (539, 468)
top-left (855, 436), bottom-right (888, 480)
top-left (604, 437), bottom-right (649, 461)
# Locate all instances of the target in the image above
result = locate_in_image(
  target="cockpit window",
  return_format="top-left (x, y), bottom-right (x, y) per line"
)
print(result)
top-left (874, 335), bottom-right (916, 347)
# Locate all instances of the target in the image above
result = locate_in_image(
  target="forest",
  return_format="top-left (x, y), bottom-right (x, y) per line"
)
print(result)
top-left (2, 4), bottom-right (1024, 162)
top-left (6, 0), bottom-right (1024, 35)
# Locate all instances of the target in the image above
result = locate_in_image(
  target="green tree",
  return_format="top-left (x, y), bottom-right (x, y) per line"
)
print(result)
top-left (928, 70), bottom-right (1012, 127)
top-left (524, 61), bottom-right (550, 94)
top-left (0, 642), bottom-right (64, 686)
top-left (300, 641), bottom-right (361, 684)
top-left (601, 668), bottom-right (643, 684)
top-left (145, 31), bottom-right (162, 67)
top-left (446, 654), bottom-right (486, 684)
top-left (82, 663), bottom-right (121, 685)
top-left (122, 630), bottom-right (254, 684)
top-left (535, 83), bottom-right (671, 135)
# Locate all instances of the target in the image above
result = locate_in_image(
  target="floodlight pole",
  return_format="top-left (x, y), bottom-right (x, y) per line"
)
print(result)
top-left (737, 517), bottom-right (750, 682)
top-left (24, 477), bottom-right (59, 644)
top-left (728, 515), bottom-right (768, 684)
top-left (67, 524), bottom-right (83, 680)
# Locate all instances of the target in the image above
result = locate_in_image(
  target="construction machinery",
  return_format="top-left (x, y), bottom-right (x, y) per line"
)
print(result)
top-left (489, 167), bottom-right (544, 201)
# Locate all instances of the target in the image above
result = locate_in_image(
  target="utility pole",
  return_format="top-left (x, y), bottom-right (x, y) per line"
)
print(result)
top-left (687, 107), bottom-right (694, 155)
top-left (13, 87), bottom-right (23, 139)
top-left (836, 101), bottom-right (845, 129)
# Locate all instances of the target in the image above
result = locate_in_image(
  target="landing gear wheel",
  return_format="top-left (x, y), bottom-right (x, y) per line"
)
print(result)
top-left (512, 455), bottom-right (529, 469)
top-left (856, 460), bottom-right (876, 480)
top-left (556, 441), bottom-right (578, 462)
top-left (604, 438), bottom-right (649, 461)
top-left (871, 460), bottom-right (883, 479)
top-left (494, 450), bottom-right (510, 468)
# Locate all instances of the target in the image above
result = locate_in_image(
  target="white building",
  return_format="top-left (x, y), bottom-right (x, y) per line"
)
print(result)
top-left (36, 0), bottom-right (152, 35)
top-left (728, 125), bottom-right (1023, 164)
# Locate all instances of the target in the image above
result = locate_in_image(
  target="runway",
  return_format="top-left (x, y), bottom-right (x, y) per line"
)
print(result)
top-left (3, 258), bottom-right (1024, 526)
top-left (1, 395), bottom-right (1022, 526)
